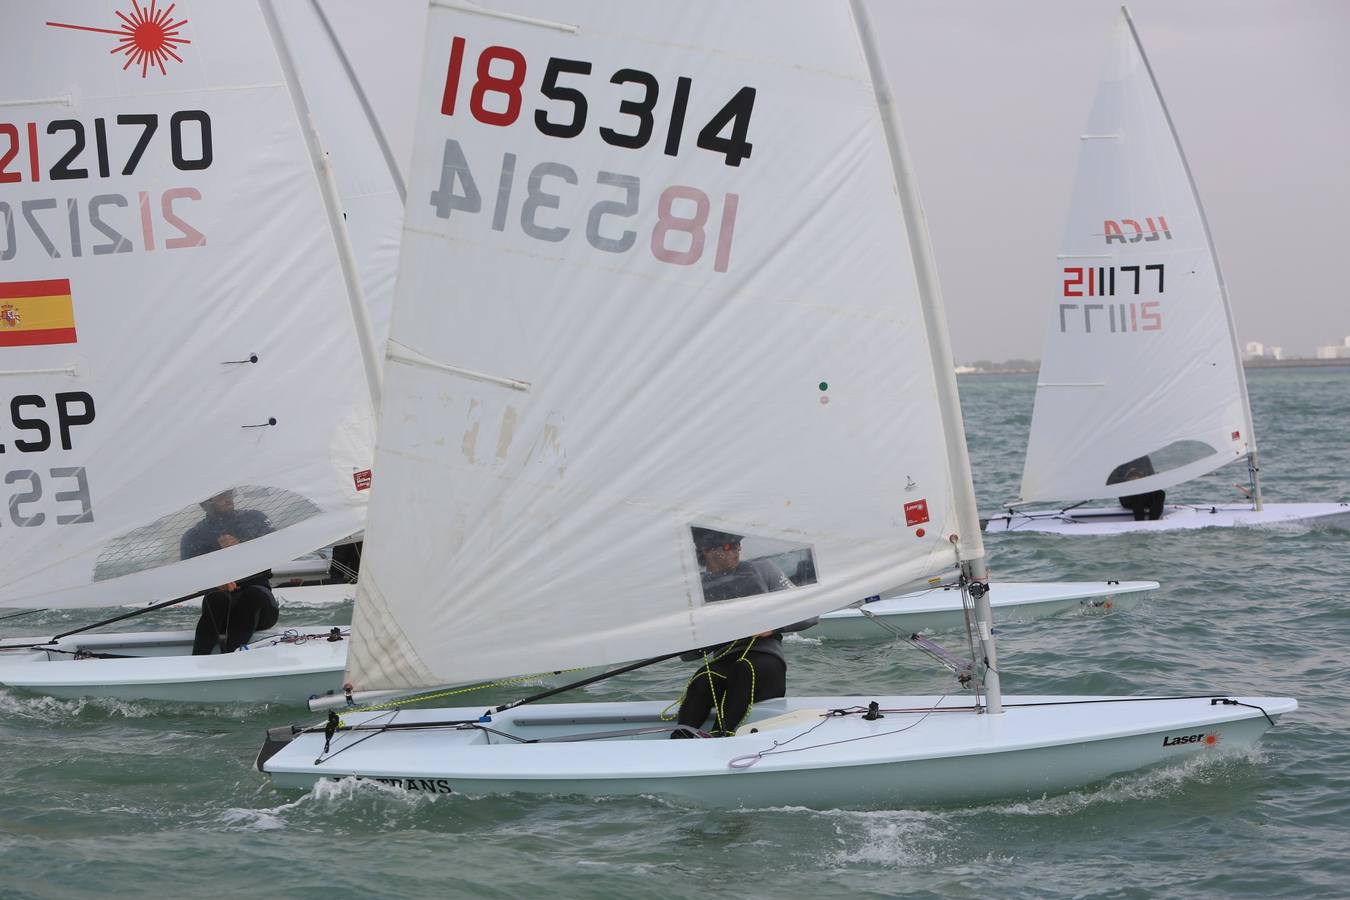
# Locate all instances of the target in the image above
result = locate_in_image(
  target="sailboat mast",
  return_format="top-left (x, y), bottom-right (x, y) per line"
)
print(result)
top-left (304, 0), bottom-right (408, 204)
top-left (848, 0), bottom-right (1001, 713)
top-left (258, 0), bottom-right (384, 416)
top-left (1121, 6), bottom-right (1262, 510)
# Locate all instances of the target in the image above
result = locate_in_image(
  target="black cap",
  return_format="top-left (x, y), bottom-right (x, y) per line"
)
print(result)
top-left (691, 527), bottom-right (742, 551)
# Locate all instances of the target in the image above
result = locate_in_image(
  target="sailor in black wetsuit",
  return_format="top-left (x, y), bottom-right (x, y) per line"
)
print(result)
top-left (1110, 456), bottom-right (1165, 521)
top-left (180, 490), bottom-right (278, 654)
top-left (672, 528), bottom-right (817, 737)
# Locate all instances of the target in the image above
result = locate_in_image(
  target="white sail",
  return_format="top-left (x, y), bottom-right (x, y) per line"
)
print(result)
top-left (0, 1), bottom-right (374, 608)
top-left (347, 0), bottom-right (985, 692)
top-left (268, 0), bottom-right (408, 356)
top-left (1019, 8), bottom-right (1254, 504)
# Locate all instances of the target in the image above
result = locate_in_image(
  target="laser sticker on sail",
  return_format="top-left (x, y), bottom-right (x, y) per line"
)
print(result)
top-left (690, 526), bottom-right (816, 604)
top-left (904, 499), bottom-right (930, 527)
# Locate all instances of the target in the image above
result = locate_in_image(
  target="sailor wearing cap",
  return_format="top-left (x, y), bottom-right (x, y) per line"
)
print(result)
top-left (671, 527), bottom-right (817, 737)
top-left (181, 489), bottom-right (279, 655)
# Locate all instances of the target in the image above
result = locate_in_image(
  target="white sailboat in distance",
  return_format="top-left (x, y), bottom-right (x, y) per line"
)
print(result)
top-left (258, 1), bottom-right (1293, 808)
top-left (985, 7), bottom-right (1350, 536)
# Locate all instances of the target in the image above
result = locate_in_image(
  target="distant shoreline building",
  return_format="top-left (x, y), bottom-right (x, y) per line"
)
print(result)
top-left (1315, 336), bottom-right (1350, 360)
top-left (1244, 341), bottom-right (1284, 361)
top-left (955, 353), bottom-right (1350, 375)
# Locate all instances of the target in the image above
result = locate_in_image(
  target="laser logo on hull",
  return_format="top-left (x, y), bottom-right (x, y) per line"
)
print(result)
top-left (1162, 730), bottom-right (1221, 748)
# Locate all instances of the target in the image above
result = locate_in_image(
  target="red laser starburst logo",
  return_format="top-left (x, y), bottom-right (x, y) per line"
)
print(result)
top-left (47, 1), bottom-right (191, 78)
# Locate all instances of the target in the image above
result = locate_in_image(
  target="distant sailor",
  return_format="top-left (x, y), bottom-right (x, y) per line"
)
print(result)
top-left (671, 528), bottom-right (817, 738)
top-left (181, 489), bottom-right (279, 654)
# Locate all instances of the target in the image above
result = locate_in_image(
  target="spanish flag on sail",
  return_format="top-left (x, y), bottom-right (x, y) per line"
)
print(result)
top-left (0, 279), bottom-right (78, 347)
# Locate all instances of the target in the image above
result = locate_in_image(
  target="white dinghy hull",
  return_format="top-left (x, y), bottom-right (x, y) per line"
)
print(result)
top-left (260, 695), bottom-right (1294, 808)
top-left (0, 627), bottom-right (347, 704)
top-left (8, 577), bottom-right (1148, 703)
top-left (985, 502), bottom-right (1350, 536)
top-left (812, 580), bottom-right (1157, 638)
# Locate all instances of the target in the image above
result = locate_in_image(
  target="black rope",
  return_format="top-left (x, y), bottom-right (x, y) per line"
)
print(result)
top-left (0, 589), bottom-right (204, 651)
top-left (313, 708), bottom-right (403, 764)
top-left (860, 694), bottom-right (1277, 719)
top-left (1210, 697), bottom-right (1276, 727)
top-left (0, 608), bottom-right (47, 623)
top-left (998, 694), bottom-right (1231, 708)
top-left (48, 647), bottom-right (135, 660)
top-left (487, 650), bottom-right (687, 716)
top-left (316, 719), bottom-right (556, 767)
top-left (791, 694), bottom-right (1278, 722)
top-left (306, 650), bottom-right (689, 762)
top-left (997, 500), bottom-right (1088, 519)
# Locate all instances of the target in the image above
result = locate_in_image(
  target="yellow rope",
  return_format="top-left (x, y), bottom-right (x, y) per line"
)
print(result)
top-left (662, 637), bottom-right (760, 734)
top-left (731, 641), bottom-right (759, 732)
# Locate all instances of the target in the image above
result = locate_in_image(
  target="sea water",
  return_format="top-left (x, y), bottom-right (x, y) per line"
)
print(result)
top-left (1, 368), bottom-right (1347, 898)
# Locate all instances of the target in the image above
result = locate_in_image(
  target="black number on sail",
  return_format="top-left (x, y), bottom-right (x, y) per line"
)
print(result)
top-left (47, 120), bottom-right (88, 180)
top-left (600, 69), bottom-right (658, 149)
top-left (696, 87), bottom-right (756, 167)
top-left (535, 57), bottom-right (591, 138)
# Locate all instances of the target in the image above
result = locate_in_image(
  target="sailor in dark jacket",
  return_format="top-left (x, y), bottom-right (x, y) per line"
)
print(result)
top-left (672, 528), bottom-right (817, 737)
top-left (1110, 455), bottom-right (1166, 521)
top-left (181, 490), bottom-right (278, 654)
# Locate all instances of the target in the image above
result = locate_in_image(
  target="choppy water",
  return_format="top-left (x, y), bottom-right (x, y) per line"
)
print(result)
top-left (2, 368), bottom-right (1347, 899)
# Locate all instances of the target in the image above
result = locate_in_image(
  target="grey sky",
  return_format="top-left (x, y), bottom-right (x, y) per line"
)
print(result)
top-left (871, 0), bottom-right (1350, 362)
top-left (328, 0), bottom-right (1350, 362)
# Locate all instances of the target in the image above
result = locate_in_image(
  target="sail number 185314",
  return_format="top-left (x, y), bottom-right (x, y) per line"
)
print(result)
top-left (428, 35), bottom-right (754, 275)
top-left (438, 37), bottom-right (756, 167)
